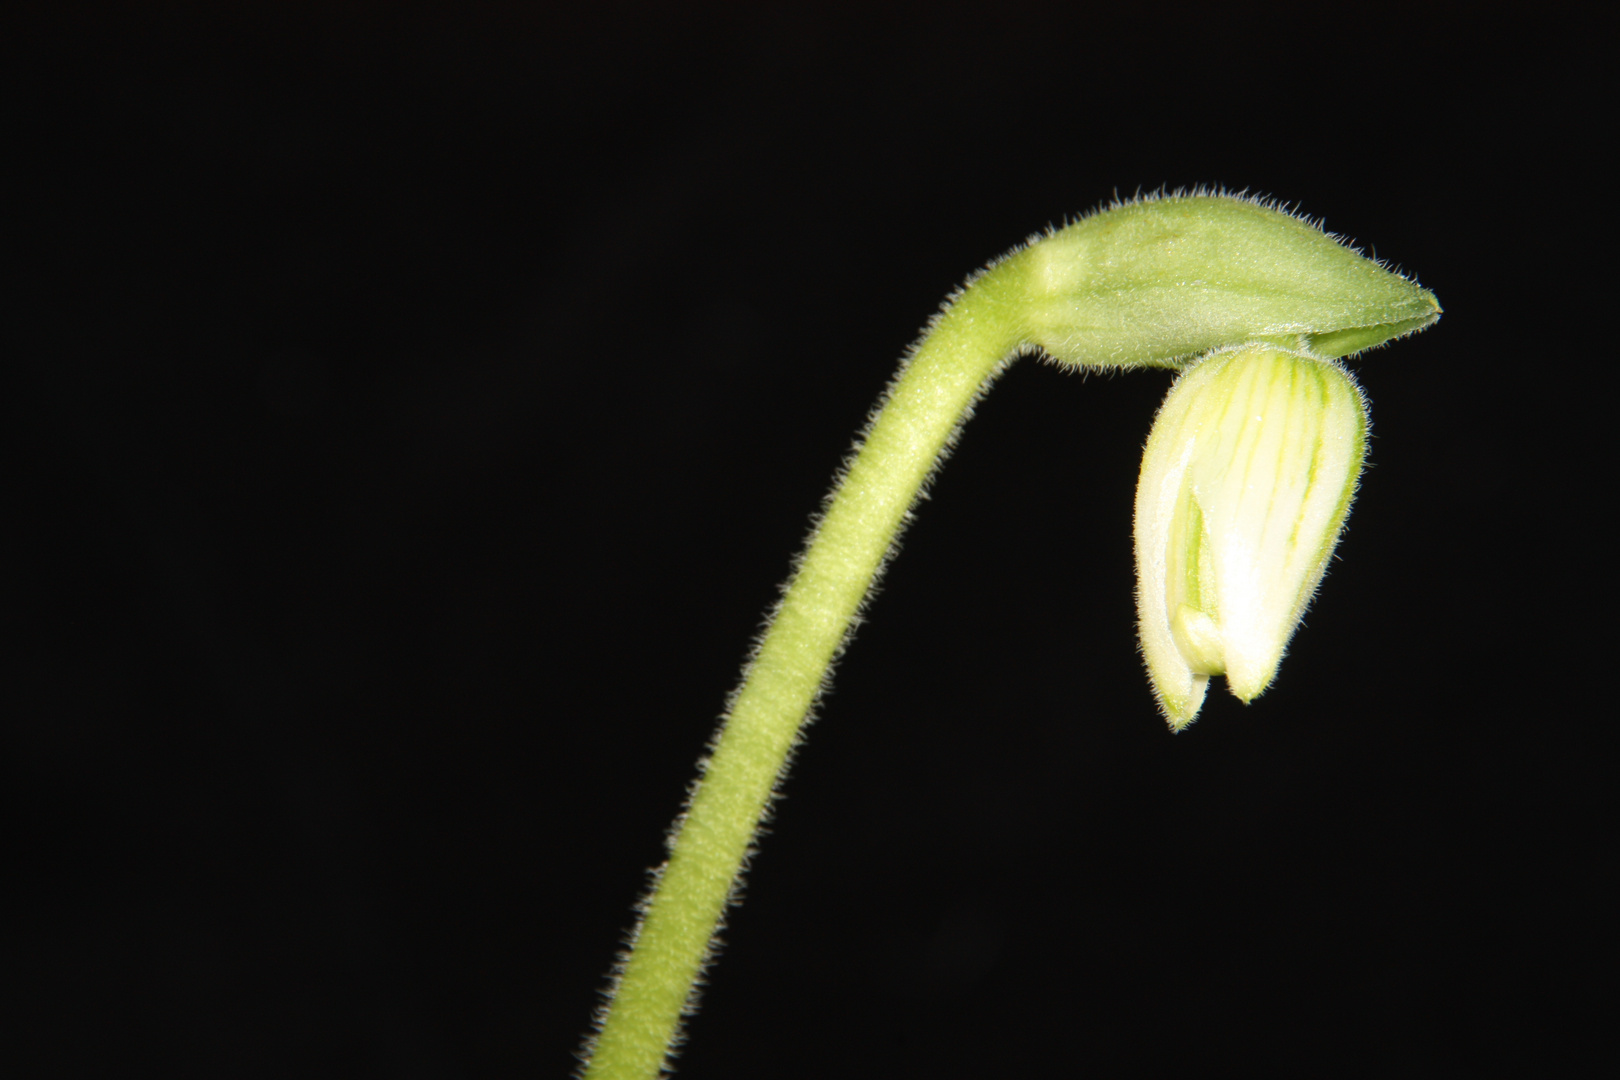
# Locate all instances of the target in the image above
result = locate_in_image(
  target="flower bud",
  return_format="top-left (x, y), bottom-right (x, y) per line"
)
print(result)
top-left (1134, 345), bottom-right (1368, 729)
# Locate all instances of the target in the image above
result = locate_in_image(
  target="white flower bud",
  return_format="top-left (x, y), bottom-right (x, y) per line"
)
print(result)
top-left (1134, 345), bottom-right (1368, 729)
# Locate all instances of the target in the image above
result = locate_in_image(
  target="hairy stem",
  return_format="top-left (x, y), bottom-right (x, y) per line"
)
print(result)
top-left (581, 260), bottom-right (1032, 1079)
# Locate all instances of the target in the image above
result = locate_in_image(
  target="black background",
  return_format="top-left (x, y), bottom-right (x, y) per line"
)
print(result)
top-left (2, 3), bottom-right (1606, 1077)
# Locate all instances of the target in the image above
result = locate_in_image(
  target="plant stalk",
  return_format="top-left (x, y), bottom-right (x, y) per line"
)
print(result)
top-left (580, 261), bottom-right (1032, 1079)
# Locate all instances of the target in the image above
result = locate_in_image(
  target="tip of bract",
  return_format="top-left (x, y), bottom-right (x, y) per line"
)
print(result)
top-left (1157, 676), bottom-right (1207, 732)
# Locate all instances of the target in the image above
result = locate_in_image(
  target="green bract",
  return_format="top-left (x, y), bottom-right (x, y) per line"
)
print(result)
top-left (995, 194), bottom-right (1439, 369)
top-left (1135, 345), bottom-right (1369, 729)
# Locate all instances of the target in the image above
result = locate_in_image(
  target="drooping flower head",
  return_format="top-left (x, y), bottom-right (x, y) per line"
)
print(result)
top-left (1135, 345), bottom-right (1368, 729)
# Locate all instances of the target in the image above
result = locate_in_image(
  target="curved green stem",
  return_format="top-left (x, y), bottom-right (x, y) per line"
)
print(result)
top-left (582, 261), bottom-right (1033, 1079)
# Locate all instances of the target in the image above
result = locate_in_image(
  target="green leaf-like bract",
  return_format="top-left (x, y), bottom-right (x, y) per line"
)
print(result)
top-left (1006, 194), bottom-right (1438, 368)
